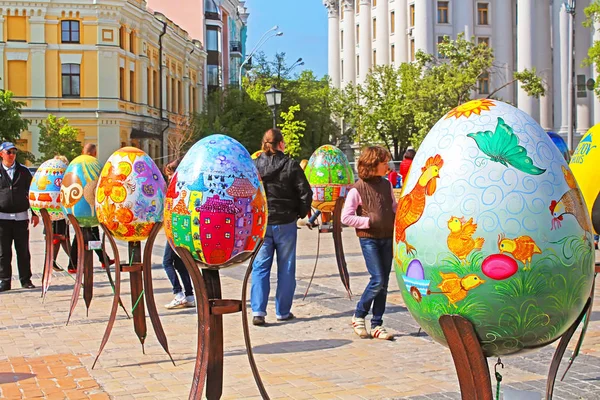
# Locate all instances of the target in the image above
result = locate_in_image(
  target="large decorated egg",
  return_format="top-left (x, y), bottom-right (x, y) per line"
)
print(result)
top-left (60, 155), bottom-right (101, 227)
top-left (569, 124), bottom-right (600, 234)
top-left (394, 99), bottom-right (594, 357)
top-left (547, 131), bottom-right (571, 162)
top-left (95, 147), bottom-right (165, 242)
top-left (29, 158), bottom-right (68, 220)
top-left (304, 145), bottom-right (354, 212)
top-left (164, 134), bottom-right (267, 267)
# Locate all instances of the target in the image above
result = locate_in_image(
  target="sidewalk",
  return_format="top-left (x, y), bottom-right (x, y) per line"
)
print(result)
top-left (1, 225), bottom-right (600, 399)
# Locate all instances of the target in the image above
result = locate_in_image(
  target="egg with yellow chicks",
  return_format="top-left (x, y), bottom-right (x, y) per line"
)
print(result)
top-left (394, 99), bottom-right (594, 356)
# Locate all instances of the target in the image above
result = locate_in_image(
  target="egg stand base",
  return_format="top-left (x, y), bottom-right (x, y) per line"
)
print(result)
top-left (40, 209), bottom-right (72, 300)
top-left (92, 223), bottom-right (174, 369)
top-left (440, 296), bottom-right (592, 400)
top-left (176, 243), bottom-right (269, 400)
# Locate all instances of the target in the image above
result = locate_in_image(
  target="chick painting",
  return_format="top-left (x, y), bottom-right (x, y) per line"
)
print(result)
top-left (437, 272), bottom-right (485, 307)
top-left (447, 216), bottom-right (485, 261)
top-left (497, 234), bottom-right (541, 270)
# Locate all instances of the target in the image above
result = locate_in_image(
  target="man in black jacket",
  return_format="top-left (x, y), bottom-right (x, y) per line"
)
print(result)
top-left (0, 142), bottom-right (39, 292)
top-left (250, 129), bottom-right (313, 326)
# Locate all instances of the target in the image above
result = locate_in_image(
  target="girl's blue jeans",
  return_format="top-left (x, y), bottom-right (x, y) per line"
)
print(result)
top-left (251, 222), bottom-right (298, 319)
top-left (163, 245), bottom-right (193, 297)
top-left (355, 237), bottom-right (393, 328)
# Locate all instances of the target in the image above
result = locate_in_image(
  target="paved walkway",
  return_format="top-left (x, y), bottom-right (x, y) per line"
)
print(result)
top-left (1, 225), bottom-right (600, 399)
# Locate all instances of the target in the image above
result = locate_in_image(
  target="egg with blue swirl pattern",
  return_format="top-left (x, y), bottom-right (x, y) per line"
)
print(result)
top-left (394, 99), bottom-right (594, 356)
top-left (60, 155), bottom-right (101, 227)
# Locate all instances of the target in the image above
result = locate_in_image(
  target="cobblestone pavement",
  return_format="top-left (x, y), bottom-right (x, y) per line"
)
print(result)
top-left (1, 226), bottom-right (600, 399)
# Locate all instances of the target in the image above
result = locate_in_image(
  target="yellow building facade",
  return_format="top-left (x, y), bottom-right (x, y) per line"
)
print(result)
top-left (1, 0), bottom-right (205, 164)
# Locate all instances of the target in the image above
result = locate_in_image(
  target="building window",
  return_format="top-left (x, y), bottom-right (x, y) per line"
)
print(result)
top-left (372, 18), bottom-right (377, 40)
top-left (577, 74), bottom-right (588, 98)
top-left (166, 77), bottom-right (170, 110)
top-left (477, 37), bottom-right (490, 46)
top-left (130, 70), bottom-right (135, 102)
top-left (478, 72), bottom-right (490, 94)
top-left (410, 39), bottom-right (415, 61)
top-left (391, 44), bottom-right (395, 62)
top-left (207, 29), bottom-right (221, 52)
top-left (373, 49), bottom-right (376, 65)
top-left (341, 30), bottom-right (344, 50)
top-left (341, 60), bottom-right (344, 81)
top-left (119, 26), bottom-right (126, 50)
top-left (207, 65), bottom-right (220, 86)
top-left (7, 16), bottom-right (27, 42)
top-left (390, 11), bottom-right (395, 34)
top-left (437, 1), bottom-right (449, 24)
top-left (62, 64), bottom-right (80, 97)
top-left (61, 20), bottom-right (80, 43)
top-left (178, 81), bottom-right (183, 113)
top-left (373, 0), bottom-right (377, 6)
top-left (437, 36), bottom-right (447, 58)
top-left (119, 67), bottom-right (125, 100)
top-left (147, 67), bottom-right (152, 106)
top-left (409, 4), bottom-right (415, 27)
top-left (153, 70), bottom-right (159, 107)
top-left (477, 3), bottom-right (489, 25)
top-left (129, 30), bottom-right (135, 53)
top-left (356, 24), bottom-right (359, 44)
top-left (356, 55), bottom-right (360, 76)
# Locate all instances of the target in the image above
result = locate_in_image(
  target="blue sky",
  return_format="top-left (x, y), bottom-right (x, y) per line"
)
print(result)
top-left (245, 0), bottom-right (328, 78)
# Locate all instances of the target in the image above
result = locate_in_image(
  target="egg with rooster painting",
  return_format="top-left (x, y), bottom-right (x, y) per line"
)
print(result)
top-left (95, 147), bottom-right (165, 242)
top-left (30, 158), bottom-right (68, 221)
top-left (305, 145), bottom-right (354, 212)
top-left (60, 155), bottom-right (101, 227)
top-left (164, 134), bottom-right (267, 267)
top-left (394, 99), bottom-right (594, 356)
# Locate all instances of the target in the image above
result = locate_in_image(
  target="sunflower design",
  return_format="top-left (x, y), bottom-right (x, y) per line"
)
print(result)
top-left (98, 202), bottom-right (119, 232)
top-left (97, 161), bottom-right (129, 203)
top-left (445, 99), bottom-right (496, 119)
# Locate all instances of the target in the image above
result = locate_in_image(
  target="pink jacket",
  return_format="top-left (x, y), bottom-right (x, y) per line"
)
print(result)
top-left (341, 182), bottom-right (397, 229)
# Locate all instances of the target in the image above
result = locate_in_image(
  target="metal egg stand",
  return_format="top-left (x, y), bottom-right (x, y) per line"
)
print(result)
top-left (39, 208), bottom-right (72, 300)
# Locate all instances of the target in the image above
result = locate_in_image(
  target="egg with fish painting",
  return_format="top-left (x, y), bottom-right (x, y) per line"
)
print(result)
top-left (305, 145), bottom-right (354, 212)
top-left (60, 155), bottom-right (101, 227)
top-left (95, 147), bottom-right (165, 242)
top-left (164, 134), bottom-right (267, 267)
top-left (394, 99), bottom-right (594, 356)
top-left (30, 158), bottom-right (68, 221)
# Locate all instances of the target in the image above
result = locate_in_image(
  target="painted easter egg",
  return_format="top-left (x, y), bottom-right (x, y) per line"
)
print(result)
top-left (569, 124), bottom-right (600, 235)
top-left (60, 155), bottom-right (101, 227)
top-left (394, 99), bottom-right (594, 357)
top-left (164, 134), bottom-right (267, 267)
top-left (406, 259), bottom-right (424, 280)
top-left (547, 132), bottom-right (571, 163)
top-left (29, 158), bottom-right (68, 221)
top-left (95, 147), bottom-right (165, 242)
top-left (305, 145), bottom-right (354, 212)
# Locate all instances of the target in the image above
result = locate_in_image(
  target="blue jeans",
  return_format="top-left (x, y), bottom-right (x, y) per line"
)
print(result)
top-left (251, 222), bottom-right (298, 319)
top-left (163, 245), bottom-right (193, 297)
top-left (355, 237), bottom-right (393, 328)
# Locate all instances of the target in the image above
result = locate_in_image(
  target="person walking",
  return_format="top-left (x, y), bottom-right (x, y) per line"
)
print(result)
top-left (399, 148), bottom-right (416, 183)
top-left (162, 159), bottom-right (195, 309)
top-left (251, 128), bottom-right (313, 326)
top-left (67, 144), bottom-right (113, 273)
top-left (341, 146), bottom-right (397, 340)
top-left (0, 142), bottom-right (39, 292)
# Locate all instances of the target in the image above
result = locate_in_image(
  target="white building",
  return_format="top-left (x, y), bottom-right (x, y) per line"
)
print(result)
top-left (323, 0), bottom-right (600, 143)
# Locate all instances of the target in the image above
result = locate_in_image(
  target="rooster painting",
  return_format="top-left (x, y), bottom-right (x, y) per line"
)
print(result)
top-left (549, 166), bottom-right (592, 234)
top-left (447, 217), bottom-right (485, 261)
top-left (395, 154), bottom-right (444, 255)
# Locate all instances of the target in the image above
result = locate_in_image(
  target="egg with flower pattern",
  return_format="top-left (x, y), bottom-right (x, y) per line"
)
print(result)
top-left (95, 147), bottom-right (165, 242)
top-left (305, 145), bottom-right (354, 212)
top-left (60, 155), bottom-right (101, 227)
top-left (30, 158), bottom-right (68, 221)
top-left (164, 134), bottom-right (267, 267)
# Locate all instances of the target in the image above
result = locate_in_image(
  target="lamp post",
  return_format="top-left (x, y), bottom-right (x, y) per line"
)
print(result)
top-left (239, 26), bottom-right (284, 88)
top-left (264, 86), bottom-right (283, 129)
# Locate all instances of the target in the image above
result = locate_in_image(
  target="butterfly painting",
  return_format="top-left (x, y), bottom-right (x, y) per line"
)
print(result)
top-left (467, 117), bottom-right (546, 176)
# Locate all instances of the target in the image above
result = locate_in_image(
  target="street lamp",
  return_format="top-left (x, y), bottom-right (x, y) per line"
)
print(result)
top-left (264, 86), bottom-right (283, 129)
top-left (238, 26), bottom-right (284, 87)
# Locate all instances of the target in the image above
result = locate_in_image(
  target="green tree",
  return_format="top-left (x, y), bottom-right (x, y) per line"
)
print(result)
top-left (584, 1), bottom-right (600, 96)
top-left (37, 114), bottom-right (82, 163)
top-left (278, 104), bottom-right (306, 157)
top-left (0, 89), bottom-right (32, 164)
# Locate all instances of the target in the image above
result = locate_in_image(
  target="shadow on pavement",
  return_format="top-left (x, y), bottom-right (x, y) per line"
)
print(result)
top-left (0, 372), bottom-right (36, 384)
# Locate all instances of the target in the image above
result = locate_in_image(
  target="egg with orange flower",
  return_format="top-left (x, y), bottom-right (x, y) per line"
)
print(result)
top-left (95, 147), bottom-right (165, 242)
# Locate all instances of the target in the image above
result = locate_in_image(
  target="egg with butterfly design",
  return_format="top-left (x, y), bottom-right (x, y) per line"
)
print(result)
top-left (60, 155), bottom-right (101, 227)
top-left (394, 99), bottom-right (594, 356)
top-left (95, 147), bottom-right (165, 242)
top-left (30, 158), bottom-right (68, 221)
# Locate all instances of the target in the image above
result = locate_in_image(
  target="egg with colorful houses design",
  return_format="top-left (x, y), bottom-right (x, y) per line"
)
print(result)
top-left (164, 134), bottom-right (267, 267)
top-left (29, 158), bottom-right (68, 221)
top-left (394, 99), bottom-right (594, 357)
top-left (95, 147), bottom-right (165, 242)
top-left (305, 145), bottom-right (354, 212)
top-left (60, 155), bottom-right (101, 227)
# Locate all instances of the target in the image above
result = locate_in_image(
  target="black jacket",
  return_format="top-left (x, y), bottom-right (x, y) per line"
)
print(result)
top-left (0, 161), bottom-right (33, 214)
top-left (254, 151), bottom-right (313, 226)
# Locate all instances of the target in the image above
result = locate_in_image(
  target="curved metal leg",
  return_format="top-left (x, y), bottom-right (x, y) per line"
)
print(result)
top-left (177, 247), bottom-right (211, 400)
top-left (66, 214), bottom-right (86, 325)
top-left (92, 224), bottom-right (122, 369)
top-left (333, 197), bottom-right (351, 299)
top-left (82, 228), bottom-right (94, 315)
top-left (99, 232), bottom-right (130, 319)
top-left (241, 240), bottom-right (270, 399)
top-left (142, 223), bottom-right (175, 365)
top-left (40, 209), bottom-right (54, 301)
top-left (546, 297), bottom-right (591, 399)
top-left (128, 241), bottom-right (147, 351)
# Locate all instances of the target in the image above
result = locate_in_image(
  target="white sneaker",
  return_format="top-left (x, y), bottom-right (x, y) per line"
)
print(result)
top-left (185, 295), bottom-right (196, 307)
top-left (371, 325), bottom-right (394, 340)
top-left (165, 292), bottom-right (187, 309)
top-left (351, 316), bottom-right (370, 339)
